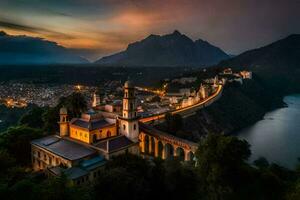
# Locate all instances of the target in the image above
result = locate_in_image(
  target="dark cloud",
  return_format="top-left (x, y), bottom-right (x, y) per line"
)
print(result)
top-left (0, 19), bottom-right (75, 39)
top-left (0, 0), bottom-right (299, 58)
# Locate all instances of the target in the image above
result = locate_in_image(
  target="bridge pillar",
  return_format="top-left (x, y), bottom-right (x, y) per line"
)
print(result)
top-left (154, 138), bottom-right (159, 157)
top-left (173, 145), bottom-right (178, 157)
top-left (184, 150), bottom-right (189, 161)
top-left (162, 142), bottom-right (166, 159)
top-left (140, 134), bottom-right (145, 153)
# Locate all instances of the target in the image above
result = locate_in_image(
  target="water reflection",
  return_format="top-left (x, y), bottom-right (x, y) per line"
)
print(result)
top-left (238, 95), bottom-right (300, 169)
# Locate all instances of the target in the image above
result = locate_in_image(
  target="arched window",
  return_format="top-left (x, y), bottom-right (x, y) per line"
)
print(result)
top-left (107, 131), bottom-right (111, 137)
top-left (123, 124), bottom-right (126, 130)
top-left (93, 134), bottom-right (97, 143)
top-left (125, 92), bottom-right (128, 98)
top-left (134, 124), bottom-right (136, 130)
top-left (130, 103), bottom-right (133, 110)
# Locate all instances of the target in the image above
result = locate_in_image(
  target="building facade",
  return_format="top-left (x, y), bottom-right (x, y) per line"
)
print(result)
top-left (31, 81), bottom-right (196, 185)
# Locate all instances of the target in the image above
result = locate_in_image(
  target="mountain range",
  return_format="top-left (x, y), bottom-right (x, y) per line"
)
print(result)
top-left (0, 31), bottom-right (88, 65)
top-left (96, 30), bottom-right (230, 66)
top-left (0, 30), bottom-right (298, 68)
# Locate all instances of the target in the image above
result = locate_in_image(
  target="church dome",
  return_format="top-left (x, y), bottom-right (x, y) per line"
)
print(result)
top-left (60, 106), bottom-right (68, 115)
top-left (124, 80), bottom-right (134, 88)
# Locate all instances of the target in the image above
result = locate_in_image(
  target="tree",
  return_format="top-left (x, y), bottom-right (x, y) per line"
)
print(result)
top-left (19, 106), bottom-right (46, 129)
top-left (195, 134), bottom-right (251, 200)
top-left (163, 158), bottom-right (201, 200)
top-left (93, 154), bottom-right (201, 200)
top-left (40, 175), bottom-right (89, 200)
top-left (66, 92), bottom-right (87, 118)
top-left (42, 93), bottom-right (87, 133)
top-left (0, 150), bottom-right (15, 177)
top-left (42, 106), bottom-right (60, 133)
top-left (0, 126), bottom-right (43, 165)
top-left (94, 154), bottom-right (152, 200)
top-left (253, 157), bottom-right (270, 169)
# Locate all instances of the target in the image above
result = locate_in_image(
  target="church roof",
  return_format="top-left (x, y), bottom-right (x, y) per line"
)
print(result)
top-left (95, 135), bottom-right (134, 153)
top-left (31, 135), bottom-right (96, 161)
top-left (70, 118), bottom-right (114, 130)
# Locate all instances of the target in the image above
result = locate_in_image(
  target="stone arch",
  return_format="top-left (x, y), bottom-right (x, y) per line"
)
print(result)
top-left (176, 147), bottom-right (185, 161)
top-left (187, 151), bottom-right (195, 161)
top-left (165, 143), bottom-right (174, 159)
top-left (144, 135), bottom-right (149, 154)
top-left (158, 141), bottom-right (164, 158)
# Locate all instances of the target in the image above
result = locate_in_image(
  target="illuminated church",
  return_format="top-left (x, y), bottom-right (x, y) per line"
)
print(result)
top-left (31, 81), bottom-right (197, 185)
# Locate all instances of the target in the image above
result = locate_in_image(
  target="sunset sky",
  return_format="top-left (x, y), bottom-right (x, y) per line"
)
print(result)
top-left (0, 0), bottom-right (299, 60)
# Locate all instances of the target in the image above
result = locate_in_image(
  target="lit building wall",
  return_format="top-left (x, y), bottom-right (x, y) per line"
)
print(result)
top-left (90, 125), bottom-right (117, 143)
top-left (69, 126), bottom-right (90, 143)
top-left (31, 145), bottom-right (72, 171)
top-left (69, 125), bottom-right (117, 144)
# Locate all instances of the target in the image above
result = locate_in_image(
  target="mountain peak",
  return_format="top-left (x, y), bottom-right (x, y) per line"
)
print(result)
top-left (96, 30), bottom-right (229, 66)
top-left (172, 30), bottom-right (181, 35)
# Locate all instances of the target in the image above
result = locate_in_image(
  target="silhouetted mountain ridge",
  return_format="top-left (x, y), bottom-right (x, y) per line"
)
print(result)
top-left (0, 31), bottom-right (88, 65)
top-left (96, 30), bottom-right (229, 66)
top-left (219, 34), bottom-right (300, 94)
top-left (219, 34), bottom-right (300, 70)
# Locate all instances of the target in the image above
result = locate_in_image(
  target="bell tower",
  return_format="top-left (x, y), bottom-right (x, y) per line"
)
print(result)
top-left (92, 92), bottom-right (100, 108)
top-left (118, 81), bottom-right (139, 142)
top-left (59, 106), bottom-right (69, 137)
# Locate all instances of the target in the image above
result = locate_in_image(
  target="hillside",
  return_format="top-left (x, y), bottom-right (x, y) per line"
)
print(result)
top-left (169, 34), bottom-right (300, 139)
top-left (0, 31), bottom-right (88, 65)
top-left (219, 34), bottom-right (300, 93)
top-left (96, 30), bottom-right (229, 67)
top-left (156, 79), bottom-right (284, 141)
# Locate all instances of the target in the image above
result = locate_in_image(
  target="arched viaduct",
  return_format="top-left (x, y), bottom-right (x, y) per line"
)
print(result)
top-left (139, 123), bottom-right (198, 161)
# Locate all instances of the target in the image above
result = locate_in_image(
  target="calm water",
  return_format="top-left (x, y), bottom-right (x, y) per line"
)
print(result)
top-left (238, 94), bottom-right (300, 169)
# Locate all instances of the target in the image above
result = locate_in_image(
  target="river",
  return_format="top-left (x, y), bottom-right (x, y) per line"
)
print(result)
top-left (238, 94), bottom-right (300, 169)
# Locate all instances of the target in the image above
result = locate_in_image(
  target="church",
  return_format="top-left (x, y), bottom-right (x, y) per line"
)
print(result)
top-left (31, 81), bottom-right (197, 185)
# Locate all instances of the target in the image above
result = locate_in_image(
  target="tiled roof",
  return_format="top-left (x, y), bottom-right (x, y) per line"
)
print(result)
top-left (80, 156), bottom-right (106, 171)
top-left (96, 136), bottom-right (134, 152)
top-left (31, 135), bottom-right (96, 161)
top-left (48, 156), bottom-right (107, 180)
top-left (71, 118), bottom-right (114, 130)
